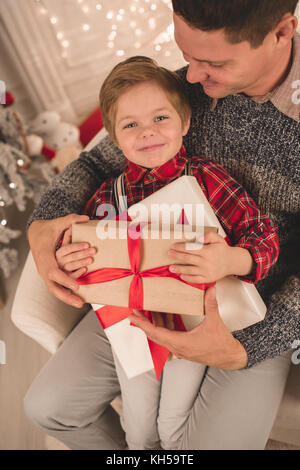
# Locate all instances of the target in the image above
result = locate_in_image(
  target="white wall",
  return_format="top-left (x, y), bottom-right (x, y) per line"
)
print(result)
top-left (0, 0), bottom-right (299, 125)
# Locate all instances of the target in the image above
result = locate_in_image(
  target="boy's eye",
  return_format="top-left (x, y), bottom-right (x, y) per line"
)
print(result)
top-left (155, 115), bottom-right (168, 122)
top-left (124, 122), bottom-right (137, 129)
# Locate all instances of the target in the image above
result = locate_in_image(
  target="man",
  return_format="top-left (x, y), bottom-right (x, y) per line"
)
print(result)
top-left (24, 0), bottom-right (300, 449)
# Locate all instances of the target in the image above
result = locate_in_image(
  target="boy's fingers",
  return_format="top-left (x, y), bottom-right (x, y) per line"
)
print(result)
top-left (169, 265), bottom-right (202, 275)
top-left (62, 227), bottom-right (72, 246)
top-left (168, 249), bottom-right (200, 265)
top-left (69, 267), bottom-right (87, 279)
top-left (57, 244), bottom-right (93, 258)
top-left (180, 274), bottom-right (210, 284)
top-left (203, 231), bottom-right (224, 245)
top-left (64, 257), bottom-right (93, 272)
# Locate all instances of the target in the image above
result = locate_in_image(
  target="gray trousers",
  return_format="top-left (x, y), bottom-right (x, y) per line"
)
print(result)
top-left (24, 309), bottom-right (291, 450)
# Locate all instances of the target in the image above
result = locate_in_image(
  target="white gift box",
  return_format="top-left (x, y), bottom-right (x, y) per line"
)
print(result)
top-left (93, 175), bottom-right (266, 379)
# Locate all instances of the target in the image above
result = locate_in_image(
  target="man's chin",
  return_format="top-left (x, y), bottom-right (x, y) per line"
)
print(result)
top-left (202, 84), bottom-right (232, 99)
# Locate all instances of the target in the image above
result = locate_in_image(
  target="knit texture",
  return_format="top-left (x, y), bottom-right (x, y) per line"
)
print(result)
top-left (28, 66), bottom-right (300, 368)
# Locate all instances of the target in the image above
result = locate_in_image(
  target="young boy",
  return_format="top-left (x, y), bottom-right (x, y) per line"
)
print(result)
top-left (55, 56), bottom-right (279, 450)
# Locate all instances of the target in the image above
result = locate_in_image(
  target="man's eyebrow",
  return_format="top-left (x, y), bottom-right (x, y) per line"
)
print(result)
top-left (195, 58), bottom-right (231, 65)
top-left (182, 51), bottom-right (231, 65)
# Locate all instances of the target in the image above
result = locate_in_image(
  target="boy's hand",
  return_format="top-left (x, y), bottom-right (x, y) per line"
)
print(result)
top-left (56, 227), bottom-right (97, 279)
top-left (168, 231), bottom-right (253, 284)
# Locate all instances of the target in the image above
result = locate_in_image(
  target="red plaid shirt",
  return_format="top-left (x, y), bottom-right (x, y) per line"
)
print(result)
top-left (84, 146), bottom-right (279, 283)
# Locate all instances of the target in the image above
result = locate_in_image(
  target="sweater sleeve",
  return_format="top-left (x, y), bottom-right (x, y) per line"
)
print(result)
top-left (194, 158), bottom-right (280, 284)
top-left (233, 275), bottom-right (300, 367)
top-left (27, 136), bottom-right (125, 228)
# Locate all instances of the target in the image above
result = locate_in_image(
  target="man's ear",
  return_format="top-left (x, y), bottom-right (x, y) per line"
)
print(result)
top-left (274, 14), bottom-right (298, 47)
top-left (182, 116), bottom-right (191, 136)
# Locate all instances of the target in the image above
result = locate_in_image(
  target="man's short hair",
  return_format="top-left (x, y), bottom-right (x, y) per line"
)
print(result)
top-left (172, 0), bottom-right (298, 48)
top-left (99, 56), bottom-right (191, 144)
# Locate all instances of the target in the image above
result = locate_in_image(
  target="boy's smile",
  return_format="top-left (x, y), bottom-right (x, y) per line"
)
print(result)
top-left (114, 81), bottom-right (190, 169)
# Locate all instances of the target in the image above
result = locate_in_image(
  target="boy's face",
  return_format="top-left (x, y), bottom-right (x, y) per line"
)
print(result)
top-left (114, 81), bottom-right (190, 169)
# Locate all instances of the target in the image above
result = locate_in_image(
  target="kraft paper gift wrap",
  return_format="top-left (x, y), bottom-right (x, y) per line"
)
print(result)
top-left (126, 175), bottom-right (267, 332)
top-left (72, 220), bottom-right (216, 317)
top-left (71, 175), bottom-right (267, 379)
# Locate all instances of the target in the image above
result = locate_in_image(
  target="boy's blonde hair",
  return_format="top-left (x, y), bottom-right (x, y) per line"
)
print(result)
top-left (99, 56), bottom-right (191, 144)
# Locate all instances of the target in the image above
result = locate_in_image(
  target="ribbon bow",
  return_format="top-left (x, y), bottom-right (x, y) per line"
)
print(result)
top-left (77, 224), bottom-right (214, 379)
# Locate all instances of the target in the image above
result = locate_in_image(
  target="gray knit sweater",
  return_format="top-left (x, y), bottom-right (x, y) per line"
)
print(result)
top-left (28, 67), bottom-right (300, 368)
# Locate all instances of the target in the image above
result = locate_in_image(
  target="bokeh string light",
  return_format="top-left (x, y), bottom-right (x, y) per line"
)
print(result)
top-left (35, 0), bottom-right (174, 61)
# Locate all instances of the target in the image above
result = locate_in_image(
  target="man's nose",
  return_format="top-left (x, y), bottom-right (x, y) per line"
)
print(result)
top-left (186, 62), bottom-right (210, 84)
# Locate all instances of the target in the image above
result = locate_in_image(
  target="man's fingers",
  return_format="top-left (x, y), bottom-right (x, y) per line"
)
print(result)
top-left (47, 266), bottom-right (80, 291)
top-left (47, 281), bottom-right (84, 308)
top-left (58, 214), bottom-right (89, 230)
top-left (54, 214), bottom-right (89, 243)
top-left (129, 312), bottom-right (184, 352)
top-left (164, 313), bottom-right (175, 331)
top-left (203, 286), bottom-right (219, 319)
top-left (151, 311), bottom-right (165, 328)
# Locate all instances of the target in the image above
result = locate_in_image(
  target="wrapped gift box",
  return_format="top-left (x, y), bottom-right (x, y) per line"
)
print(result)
top-left (72, 220), bottom-right (217, 317)
top-left (72, 175), bottom-right (267, 379)
top-left (127, 175), bottom-right (267, 333)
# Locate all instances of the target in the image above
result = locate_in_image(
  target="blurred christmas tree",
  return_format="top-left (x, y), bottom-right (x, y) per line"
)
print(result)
top-left (0, 104), bottom-right (55, 280)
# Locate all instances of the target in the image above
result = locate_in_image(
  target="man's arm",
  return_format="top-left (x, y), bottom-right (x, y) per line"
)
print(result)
top-left (129, 276), bottom-right (299, 370)
top-left (129, 286), bottom-right (249, 370)
top-left (27, 136), bottom-right (124, 226)
top-left (27, 136), bottom-right (125, 307)
top-left (234, 275), bottom-right (300, 367)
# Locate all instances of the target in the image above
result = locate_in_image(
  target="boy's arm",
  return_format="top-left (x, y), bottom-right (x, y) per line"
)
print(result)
top-left (197, 159), bottom-right (280, 283)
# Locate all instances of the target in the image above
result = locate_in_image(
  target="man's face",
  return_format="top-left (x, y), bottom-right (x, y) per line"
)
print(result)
top-left (115, 81), bottom-right (189, 169)
top-left (173, 13), bottom-right (276, 98)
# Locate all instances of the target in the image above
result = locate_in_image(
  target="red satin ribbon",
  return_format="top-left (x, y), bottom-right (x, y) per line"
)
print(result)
top-left (77, 226), bottom-right (214, 310)
top-left (77, 224), bottom-right (215, 379)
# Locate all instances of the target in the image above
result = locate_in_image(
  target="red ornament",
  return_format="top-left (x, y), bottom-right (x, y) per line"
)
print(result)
top-left (41, 143), bottom-right (56, 160)
top-left (3, 92), bottom-right (14, 107)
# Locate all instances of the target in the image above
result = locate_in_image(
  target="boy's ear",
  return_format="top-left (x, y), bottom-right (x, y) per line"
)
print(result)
top-left (182, 117), bottom-right (191, 136)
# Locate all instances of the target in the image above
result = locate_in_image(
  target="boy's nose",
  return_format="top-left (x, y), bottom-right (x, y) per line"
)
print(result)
top-left (141, 126), bottom-right (155, 138)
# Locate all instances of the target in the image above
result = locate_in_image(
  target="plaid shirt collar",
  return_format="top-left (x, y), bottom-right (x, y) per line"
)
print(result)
top-left (124, 146), bottom-right (188, 185)
top-left (211, 32), bottom-right (300, 122)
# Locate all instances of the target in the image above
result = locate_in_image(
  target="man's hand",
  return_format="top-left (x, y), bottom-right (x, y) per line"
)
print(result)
top-left (27, 214), bottom-right (91, 308)
top-left (128, 286), bottom-right (248, 370)
top-left (168, 231), bottom-right (254, 283)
